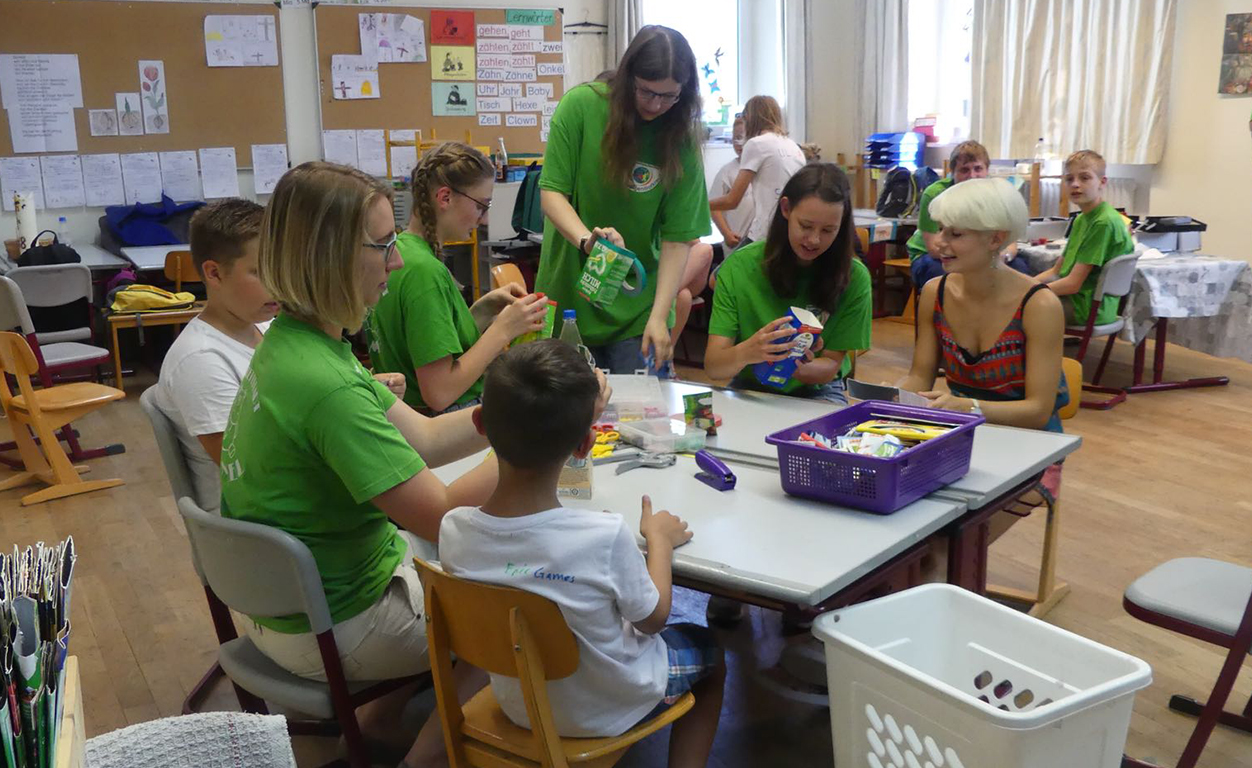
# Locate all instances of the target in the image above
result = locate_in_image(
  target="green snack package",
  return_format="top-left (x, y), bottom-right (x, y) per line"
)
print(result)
top-left (510, 298), bottom-right (558, 347)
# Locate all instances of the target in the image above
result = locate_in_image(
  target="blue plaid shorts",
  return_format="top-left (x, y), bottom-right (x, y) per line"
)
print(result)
top-left (660, 623), bottom-right (721, 703)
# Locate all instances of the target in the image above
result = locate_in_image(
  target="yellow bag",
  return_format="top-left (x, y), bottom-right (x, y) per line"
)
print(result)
top-left (109, 284), bottom-right (196, 314)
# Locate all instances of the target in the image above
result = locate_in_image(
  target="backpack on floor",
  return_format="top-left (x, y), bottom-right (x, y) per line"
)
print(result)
top-left (876, 166), bottom-right (917, 218)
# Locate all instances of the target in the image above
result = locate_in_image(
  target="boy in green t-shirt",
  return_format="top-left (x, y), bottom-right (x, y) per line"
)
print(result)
top-left (1035, 150), bottom-right (1134, 326)
top-left (906, 141), bottom-right (989, 290)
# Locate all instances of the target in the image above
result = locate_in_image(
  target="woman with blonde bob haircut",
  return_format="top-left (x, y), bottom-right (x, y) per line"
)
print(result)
top-left (220, 161), bottom-right (499, 765)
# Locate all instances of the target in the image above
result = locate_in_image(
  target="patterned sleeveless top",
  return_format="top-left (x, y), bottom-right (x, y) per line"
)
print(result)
top-left (934, 275), bottom-right (1068, 432)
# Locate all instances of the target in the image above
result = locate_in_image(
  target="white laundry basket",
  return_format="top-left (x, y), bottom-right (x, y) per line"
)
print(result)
top-left (813, 584), bottom-right (1152, 768)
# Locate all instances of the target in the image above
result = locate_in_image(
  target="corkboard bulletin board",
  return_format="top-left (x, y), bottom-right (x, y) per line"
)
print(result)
top-left (314, 3), bottom-right (563, 156)
top-left (0, 0), bottom-right (286, 166)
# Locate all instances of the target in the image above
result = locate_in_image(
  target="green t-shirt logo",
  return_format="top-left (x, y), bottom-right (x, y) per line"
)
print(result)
top-left (630, 162), bottom-right (660, 193)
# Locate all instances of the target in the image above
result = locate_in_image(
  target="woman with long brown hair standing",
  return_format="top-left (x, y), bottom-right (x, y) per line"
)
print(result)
top-left (536, 25), bottom-right (711, 373)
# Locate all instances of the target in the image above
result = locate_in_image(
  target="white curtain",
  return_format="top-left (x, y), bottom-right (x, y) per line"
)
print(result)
top-left (855, 0), bottom-right (910, 143)
top-left (608, 0), bottom-right (644, 69)
top-left (971, 0), bottom-right (1177, 164)
top-left (782, 0), bottom-right (808, 141)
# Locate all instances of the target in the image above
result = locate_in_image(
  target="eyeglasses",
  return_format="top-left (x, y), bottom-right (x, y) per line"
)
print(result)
top-left (362, 232), bottom-right (398, 258)
top-left (634, 83), bottom-right (682, 106)
top-left (452, 188), bottom-right (492, 216)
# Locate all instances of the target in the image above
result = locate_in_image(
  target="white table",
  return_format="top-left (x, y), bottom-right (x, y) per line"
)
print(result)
top-left (930, 425), bottom-right (1081, 509)
top-left (120, 244), bottom-right (187, 271)
top-left (75, 244), bottom-right (130, 272)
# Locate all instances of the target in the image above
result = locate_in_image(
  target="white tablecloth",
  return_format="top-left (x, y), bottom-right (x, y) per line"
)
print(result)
top-left (1020, 241), bottom-right (1252, 363)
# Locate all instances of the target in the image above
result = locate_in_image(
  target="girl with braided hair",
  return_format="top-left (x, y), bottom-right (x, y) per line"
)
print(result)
top-left (368, 141), bottom-right (550, 414)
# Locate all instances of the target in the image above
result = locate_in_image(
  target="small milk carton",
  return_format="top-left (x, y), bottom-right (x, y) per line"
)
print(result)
top-left (752, 306), bottom-right (824, 388)
top-left (576, 238), bottom-right (647, 308)
top-left (556, 454), bottom-right (593, 499)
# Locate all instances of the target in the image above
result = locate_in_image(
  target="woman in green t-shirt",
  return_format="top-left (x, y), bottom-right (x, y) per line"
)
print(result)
top-left (367, 142), bottom-right (549, 414)
top-left (537, 25), bottom-right (711, 374)
top-left (705, 163), bottom-right (872, 403)
top-left (221, 162), bottom-right (499, 765)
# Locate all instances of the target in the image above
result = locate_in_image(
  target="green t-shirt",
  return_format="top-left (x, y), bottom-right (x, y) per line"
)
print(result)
top-left (1059, 201), bottom-right (1134, 326)
top-left (536, 81), bottom-right (711, 346)
top-left (708, 240), bottom-right (873, 395)
top-left (220, 313), bottom-right (426, 634)
top-left (367, 232), bottom-right (482, 411)
top-left (905, 176), bottom-right (955, 262)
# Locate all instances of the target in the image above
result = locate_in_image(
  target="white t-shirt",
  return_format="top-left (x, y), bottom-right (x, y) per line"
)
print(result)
top-left (739, 131), bottom-right (806, 242)
top-left (151, 316), bottom-right (270, 513)
top-left (439, 506), bottom-right (667, 738)
top-left (711, 156), bottom-right (756, 241)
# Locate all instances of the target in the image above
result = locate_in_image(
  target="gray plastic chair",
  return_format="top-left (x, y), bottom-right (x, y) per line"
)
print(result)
top-left (6, 263), bottom-right (95, 344)
top-left (1063, 251), bottom-right (1140, 409)
top-left (139, 387), bottom-right (195, 504)
top-left (177, 497), bottom-right (429, 768)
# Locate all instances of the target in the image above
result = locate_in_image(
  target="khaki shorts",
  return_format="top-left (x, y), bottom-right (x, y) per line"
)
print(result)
top-left (245, 532), bottom-right (436, 682)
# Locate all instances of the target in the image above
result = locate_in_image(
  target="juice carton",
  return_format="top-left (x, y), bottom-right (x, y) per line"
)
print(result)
top-left (752, 306), bottom-right (824, 388)
top-left (576, 238), bottom-right (647, 308)
top-left (556, 453), bottom-right (593, 499)
top-left (509, 296), bottom-right (558, 347)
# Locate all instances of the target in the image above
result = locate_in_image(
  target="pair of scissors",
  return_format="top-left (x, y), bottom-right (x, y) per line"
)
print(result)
top-left (614, 452), bottom-right (677, 475)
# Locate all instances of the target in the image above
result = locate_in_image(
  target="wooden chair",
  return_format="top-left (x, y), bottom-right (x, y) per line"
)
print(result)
top-left (1064, 252), bottom-right (1140, 410)
top-left (0, 331), bottom-right (125, 505)
top-left (490, 262), bottom-right (526, 292)
top-left (882, 257), bottom-right (916, 328)
top-left (163, 250), bottom-right (199, 292)
top-left (414, 558), bottom-right (695, 768)
top-left (1122, 558), bottom-right (1252, 768)
top-left (984, 357), bottom-right (1080, 617)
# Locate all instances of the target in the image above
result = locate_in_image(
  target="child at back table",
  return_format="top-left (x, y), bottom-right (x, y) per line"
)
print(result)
top-left (439, 340), bottom-right (725, 766)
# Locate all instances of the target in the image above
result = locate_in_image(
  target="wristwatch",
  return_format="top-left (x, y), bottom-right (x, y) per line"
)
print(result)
top-left (579, 234), bottom-right (591, 254)
top-left (969, 399), bottom-right (982, 414)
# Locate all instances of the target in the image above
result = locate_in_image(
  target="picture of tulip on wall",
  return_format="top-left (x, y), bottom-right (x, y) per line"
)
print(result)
top-left (137, 60), bottom-right (170, 133)
top-left (1219, 13), bottom-right (1252, 94)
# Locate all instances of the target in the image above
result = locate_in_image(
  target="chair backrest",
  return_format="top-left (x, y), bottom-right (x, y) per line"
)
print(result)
top-left (0, 331), bottom-right (41, 417)
top-left (0, 275), bottom-right (36, 335)
top-left (7, 264), bottom-right (94, 344)
top-left (490, 262), bottom-right (525, 291)
top-left (415, 558), bottom-right (579, 766)
top-left (1093, 252), bottom-right (1139, 301)
top-left (1059, 358), bottom-right (1082, 420)
top-left (164, 250), bottom-right (199, 291)
top-left (139, 387), bottom-right (196, 504)
top-left (176, 497), bottom-right (335, 633)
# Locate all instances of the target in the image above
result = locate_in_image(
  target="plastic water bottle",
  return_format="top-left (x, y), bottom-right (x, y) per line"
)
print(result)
top-left (495, 137), bottom-right (509, 182)
top-left (1033, 137), bottom-right (1047, 165)
top-left (558, 309), bottom-right (582, 347)
top-left (57, 216), bottom-right (72, 245)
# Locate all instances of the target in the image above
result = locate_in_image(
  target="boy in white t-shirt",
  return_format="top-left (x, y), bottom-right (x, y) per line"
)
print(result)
top-left (440, 340), bottom-right (725, 766)
top-left (150, 199), bottom-right (280, 513)
top-left (710, 116), bottom-right (756, 250)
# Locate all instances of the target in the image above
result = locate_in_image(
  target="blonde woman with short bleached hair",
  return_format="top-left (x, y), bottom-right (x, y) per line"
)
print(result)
top-left (222, 160), bottom-right (500, 766)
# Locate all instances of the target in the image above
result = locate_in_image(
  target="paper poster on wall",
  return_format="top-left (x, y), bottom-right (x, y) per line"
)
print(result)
top-left (88, 109), bottom-right (118, 136)
top-left (499, 83), bottom-right (523, 98)
top-left (478, 113), bottom-right (501, 127)
top-left (506, 114), bottom-right (538, 127)
top-left (199, 147), bottom-right (240, 198)
top-left (39, 155), bottom-right (85, 209)
top-left (509, 40), bottom-right (542, 54)
top-left (6, 103), bottom-right (78, 153)
top-left (477, 24), bottom-right (509, 38)
top-left (477, 68), bottom-right (507, 82)
top-left (356, 130), bottom-right (388, 177)
top-left (525, 83), bottom-right (554, 99)
top-left (512, 98), bottom-right (542, 112)
top-left (115, 93), bottom-right (144, 136)
top-left (432, 46), bottom-right (476, 81)
top-left (508, 25), bottom-right (546, 40)
top-left (322, 129), bottom-right (359, 168)
top-left (251, 143), bottom-right (288, 195)
top-left (540, 128), bottom-right (548, 142)
top-left (476, 97), bottom-right (511, 113)
top-left (431, 10), bottom-right (475, 45)
top-left (0, 54), bottom-right (83, 153)
top-left (390, 129), bottom-right (417, 142)
top-left (81, 153), bottom-right (125, 207)
top-left (359, 13), bottom-right (427, 64)
top-left (538, 62), bottom-right (565, 77)
top-left (159, 151), bottom-right (202, 201)
top-left (504, 68), bottom-right (537, 82)
top-left (433, 83), bottom-right (475, 116)
top-left (542, 100), bottom-right (558, 116)
top-left (138, 61), bottom-right (170, 134)
top-left (477, 54), bottom-right (511, 71)
top-left (120, 152), bottom-right (162, 204)
top-left (541, 41), bottom-right (563, 54)
top-left (204, 15), bottom-right (279, 68)
top-left (477, 39), bottom-right (510, 55)
top-left (542, 114), bottom-right (552, 131)
top-left (506, 9), bottom-right (555, 25)
top-left (477, 83), bottom-right (499, 96)
top-left (390, 144), bottom-right (418, 179)
top-left (511, 55), bottom-right (536, 68)
top-left (331, 55), bottom-right (380, 99)
top-left (0, 156), bottom-right (44, 210)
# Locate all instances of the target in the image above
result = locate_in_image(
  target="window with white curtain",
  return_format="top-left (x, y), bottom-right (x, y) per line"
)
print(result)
top-left (907, 0), bottom-right (974, 143)
top-left (640, 0), bottom-right (740, 125)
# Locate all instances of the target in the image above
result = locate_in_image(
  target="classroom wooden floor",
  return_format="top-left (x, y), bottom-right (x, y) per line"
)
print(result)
top-left (3, 319), bottom-right (1251, 767)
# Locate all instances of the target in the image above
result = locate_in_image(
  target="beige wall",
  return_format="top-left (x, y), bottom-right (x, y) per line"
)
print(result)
top-left (1151, 0), bottom-right (1250, 261)
top-left (806, 0), bottom-right (860, 163)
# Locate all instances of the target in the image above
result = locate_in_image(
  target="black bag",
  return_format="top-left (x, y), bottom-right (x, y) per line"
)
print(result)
top-left (17, 231), bottom-right (81, 266)
top-left (510, 162), bottom-right (544, 237)
top-left (875, 167), bottom-right (917, 218)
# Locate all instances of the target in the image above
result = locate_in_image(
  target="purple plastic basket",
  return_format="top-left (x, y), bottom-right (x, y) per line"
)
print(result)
top-left (764, 401), bottom-right (984, 514)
